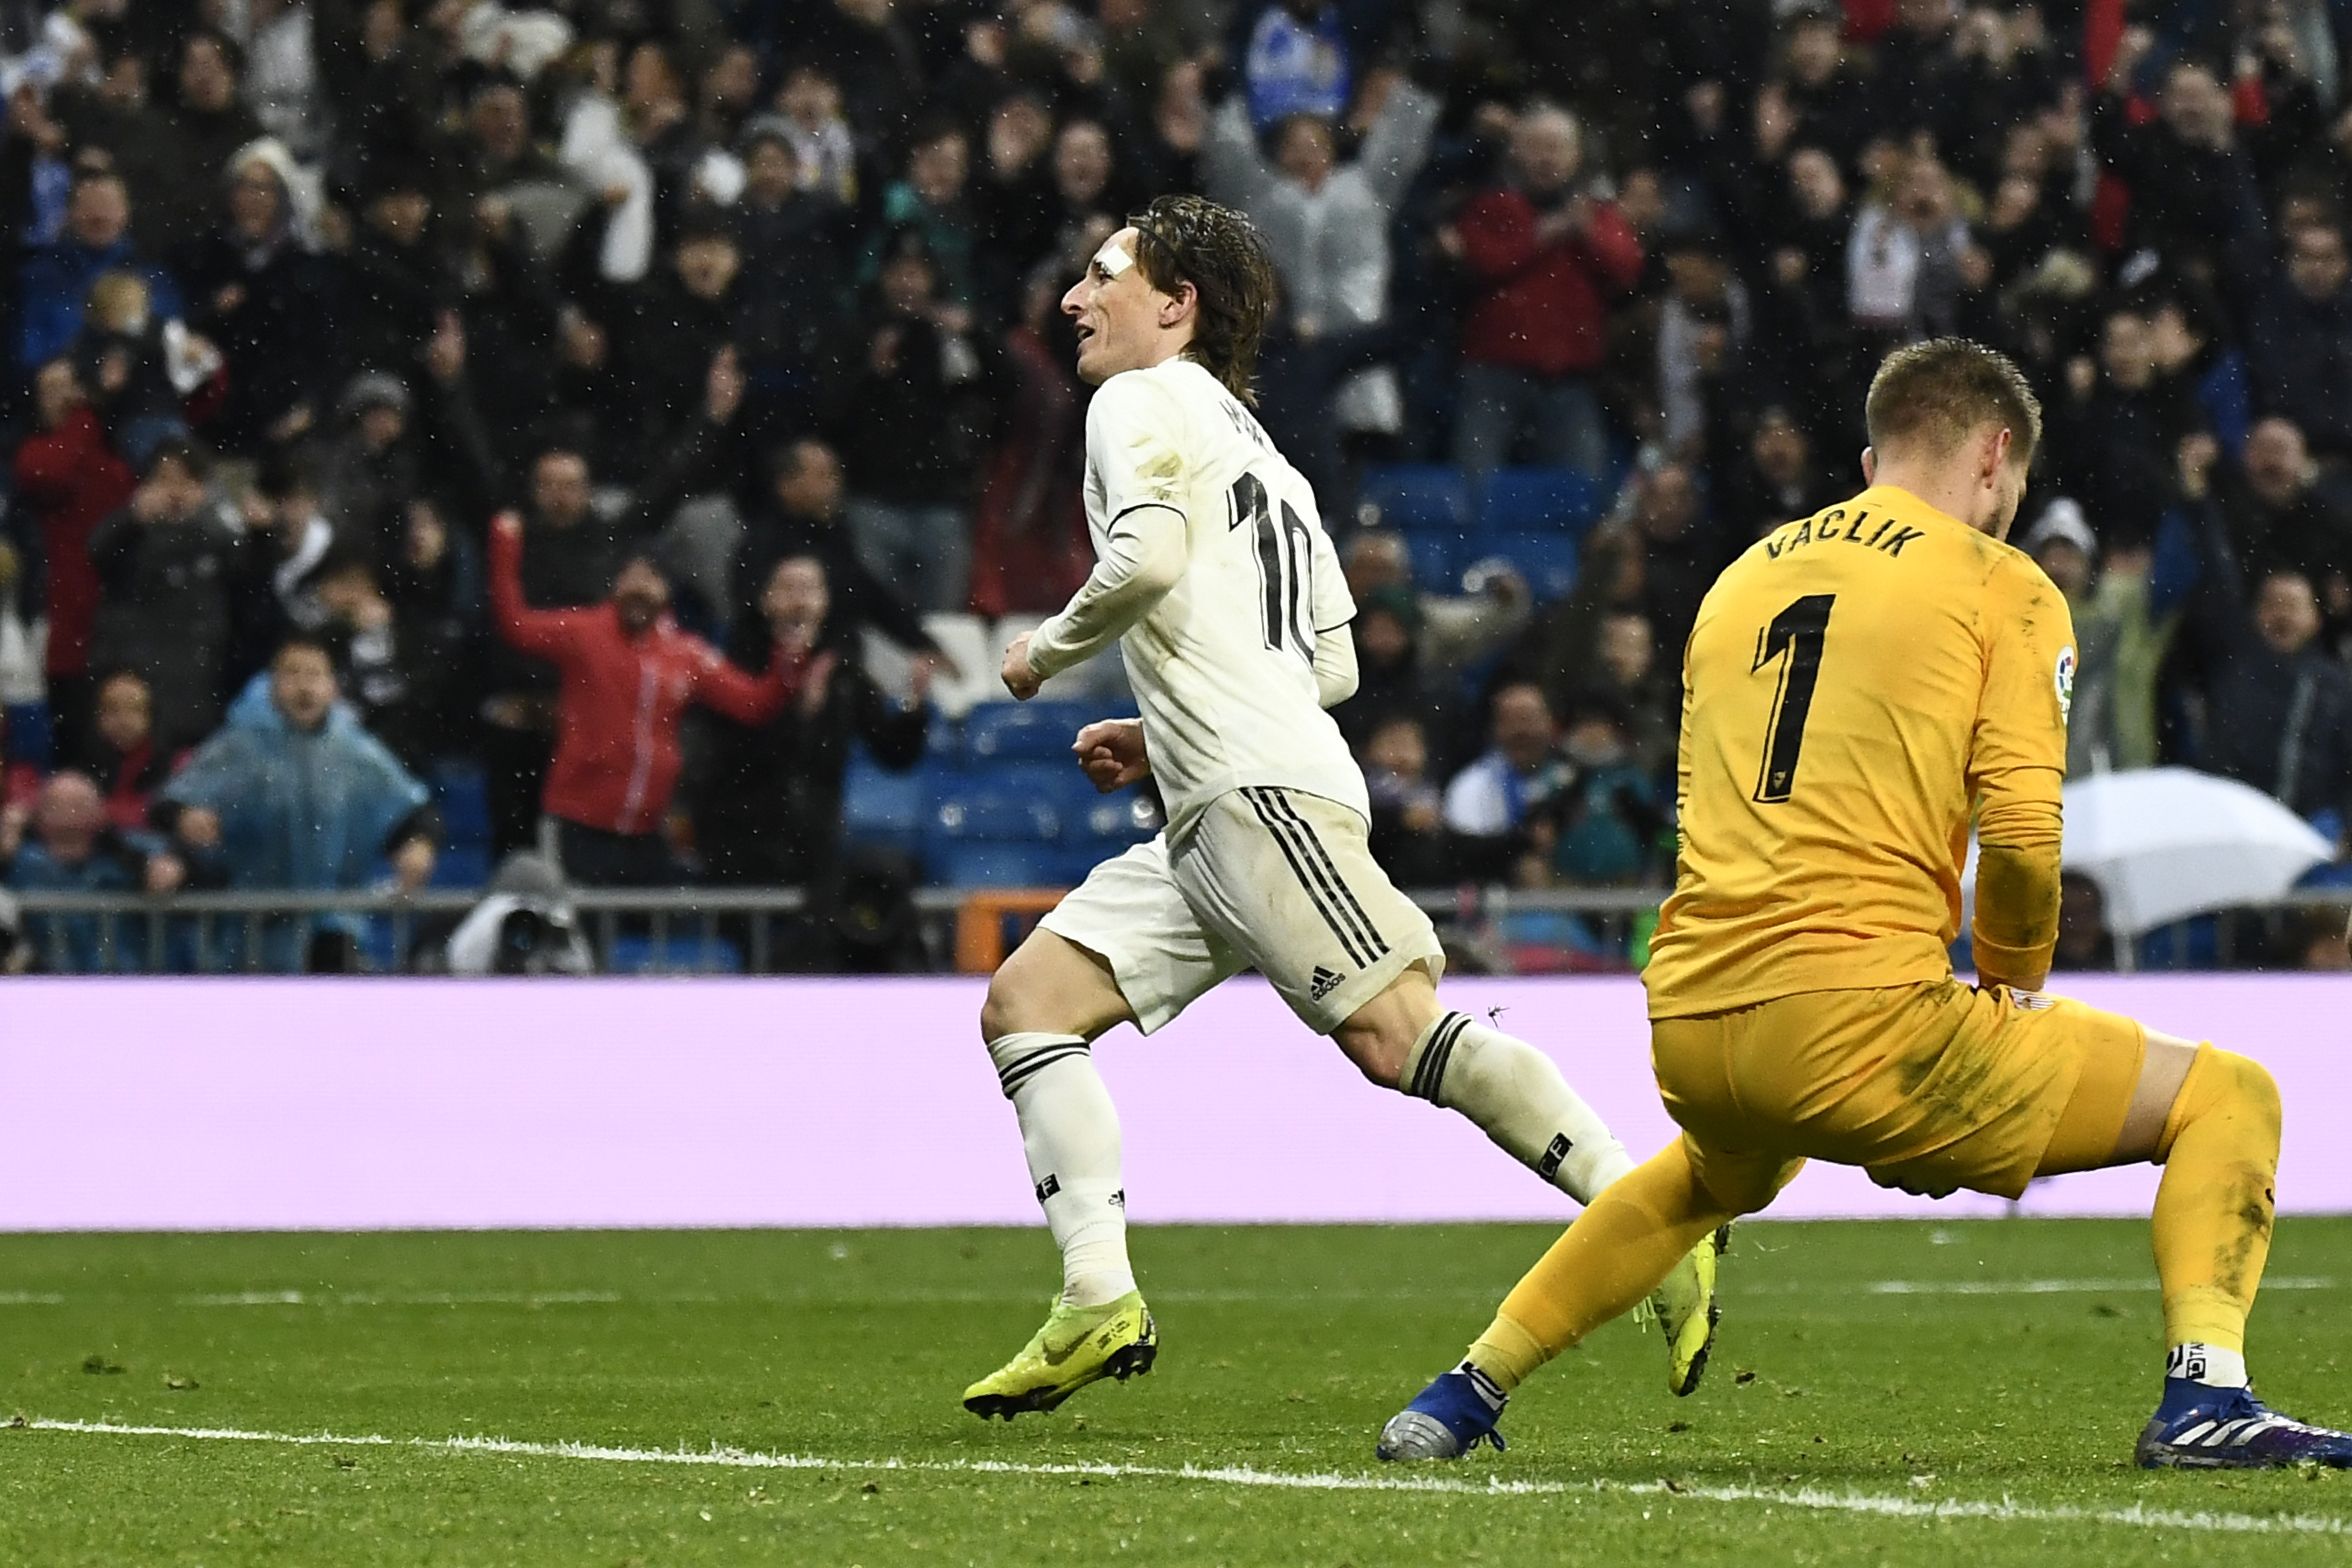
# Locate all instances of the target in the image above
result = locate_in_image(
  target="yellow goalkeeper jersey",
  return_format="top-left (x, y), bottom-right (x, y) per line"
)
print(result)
top-left (1643, 484), bottom-right (2075, 1019)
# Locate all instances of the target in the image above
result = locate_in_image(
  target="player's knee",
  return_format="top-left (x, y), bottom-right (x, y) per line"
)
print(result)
top-left (979, 966), bottom-right (1033, 1043)
top-left (2216, 1050), bottom-right (2283, 1139)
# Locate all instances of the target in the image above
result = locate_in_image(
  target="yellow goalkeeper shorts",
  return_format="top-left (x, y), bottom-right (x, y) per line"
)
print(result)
top-left (1650, 978), bottom-right (2148, 1207)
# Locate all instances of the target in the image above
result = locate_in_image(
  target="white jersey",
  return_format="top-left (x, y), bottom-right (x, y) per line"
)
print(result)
top-left (1033, 357), bottom-right (1366, 838)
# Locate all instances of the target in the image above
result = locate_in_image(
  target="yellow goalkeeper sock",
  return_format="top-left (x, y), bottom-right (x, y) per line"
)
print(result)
top-left (2151, 1046), bottom-right (2281, 1357)
top-left (1465, 1140), bottom-right (1733, 1395)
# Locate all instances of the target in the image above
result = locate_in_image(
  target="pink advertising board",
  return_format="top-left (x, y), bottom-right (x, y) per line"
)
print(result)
top-left (2, 975), bottom-right (2345, 1230)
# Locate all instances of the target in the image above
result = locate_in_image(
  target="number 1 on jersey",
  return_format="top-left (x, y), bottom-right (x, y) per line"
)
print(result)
top-left (1751, 594), bottom-right (1835, 803)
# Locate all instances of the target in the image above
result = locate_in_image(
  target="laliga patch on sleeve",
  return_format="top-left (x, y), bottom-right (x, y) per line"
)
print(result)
top-left (2054, 645), bottom-right (2075, 722)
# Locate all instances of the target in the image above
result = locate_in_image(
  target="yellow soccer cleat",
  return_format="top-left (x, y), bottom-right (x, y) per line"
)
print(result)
top-left (1651, 1225), bottom-right (1729, 1397)
top-left (961, 1290), bottom-right (1158, 1420)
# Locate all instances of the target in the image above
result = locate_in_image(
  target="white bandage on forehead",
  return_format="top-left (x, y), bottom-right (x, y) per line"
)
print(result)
top-left (1094, 241), bottom-right (1135, 278)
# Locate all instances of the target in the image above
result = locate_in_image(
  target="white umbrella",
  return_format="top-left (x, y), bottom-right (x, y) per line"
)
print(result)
top-left (2059, 768), bottom-right (2334, 936)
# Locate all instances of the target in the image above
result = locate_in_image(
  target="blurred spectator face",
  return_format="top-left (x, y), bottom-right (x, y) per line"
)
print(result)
top-left (469, 84), bottom-right (531, 165)
top-left (2146, 301), bottom-right (2205, 374)
top-left (2255, 572), bottom-right (2322, 655)
top-left (95, 672), bottom-right (153, 755)
top-left (68, 176), bottom-right (130, 250)
top-left (1364, 716), bottom-right (1427, 781)
top-left (369, 187), bottom-right (433, 245)
top-left (1358, 606), bottom-right (1413, 669)
top-left (879, 249), bottom-right (938, 316)
top-left (1492, 683), bottom-right (1556, 771)
top-left (612, 558), bottom-right (671, 635)
top-left (1665, 245), bottom-right (1730, 308)
top-left (991, 96), bottom-right (1054, 175)
top-left (1752, 411), bottom-right (1809, 486)
top-left (314, 560), bottom-right (382, 624)
top-left (359, 400), bottom-right (406, 452)
top-left (228, 161), bottom-right (286, 240)
top-left (2160, 62), bottom-right (2231, 146)
top-left (759, 555), bottom-right (830, 633)
top-left (180, 35), bottom-right (238, 114)
top-left (2244, 417), bottom-right (2312, 504)
top-left (2034, 537), bottom-right (2092, 597)
top-left (1639, 465), bottom-right (1699, 542)
top-left (1895, 155), bottom-right (1956, 226)
top-left (779, 65), bottom-right (842, 134)
top-left (1785, 17), bottom-right (1841, 85)
top-left (745, 136), bottom-right (797, 207)
top-left (2099, 311), bottom-right (2156, 392)
top-left (1896, 0), bottom-right (1957, 33)
top-left (1599, 612), bottom-right (1654, 686)
top-left (1101, 0), bottom-right (1152, 25)
top-left (775, 441), bottom-right (844, 519)
top-left (33, 360), bottom-right (84, 429)
top-left (2055, 870), bottom-right (2109, 967)
top-left (1276, 116), bottom-right (1337, 191)
top-left (2000, 123), bottom-right (2052, 182)
top-left (33, 773), bottom-right (104, 865)
top-left (1055, 120), bottom-right (1114, 206)
top-left (2278, 191), bottom-right (2334, 248)
top-left (1616, 168), bottom-right (1666, 236)
top-left (143, 453), bottom-right (208, 520)
top-left (271, 644), bottom-right (340, 732)
top-left (675, 232), bottom-right (741, 299)
top-left (1787, 147), bottom-right (1844, 219)
top-left (908, 131), bottom-right (971, 206)
top-left (1511, 109), bottom-right (1582, 196)
top-left (1562, 710), bottom-right (1629, 767)
top-left (704, 45), bottom-right (761, 119)
top-left (1342, 531), bottom-right (1410, 597)
top-left (625, 44), bottom-right (683, 116)
top-left (532, 452), bottom-right (592, 528)
top-left (2287, 225), bottom-right (2349, 302)
top-left (99, 53), bottom-right (146, 110)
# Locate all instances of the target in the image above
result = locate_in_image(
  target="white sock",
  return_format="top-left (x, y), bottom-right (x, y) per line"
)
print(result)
top-left (988, 1031), bottom-right (1136, 1308)
top-left (1401, 1011), bottom-right (1636, 1204)
top-left (2165, 1343), bottom-right (2249, 1390)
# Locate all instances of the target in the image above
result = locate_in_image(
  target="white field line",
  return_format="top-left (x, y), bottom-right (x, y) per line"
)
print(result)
top-left (17, 1418), bottom-right (2351, 1538)
top-left (0, 1279), bottom-right (2323, 1310)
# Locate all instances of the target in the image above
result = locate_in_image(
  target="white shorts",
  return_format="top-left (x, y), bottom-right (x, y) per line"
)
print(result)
top-left (1039, 785), bottom-right (1446, 1035)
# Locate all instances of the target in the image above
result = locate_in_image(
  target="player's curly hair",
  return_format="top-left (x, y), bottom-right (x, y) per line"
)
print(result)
top-left (1128, 194), bottom-right (1277, 406)
top-left (1865, 338), bottom-right (2043, 469)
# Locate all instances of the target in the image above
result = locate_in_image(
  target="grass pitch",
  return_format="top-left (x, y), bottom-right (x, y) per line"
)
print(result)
top-left (2, 1219), bottom-right (2348, 1565)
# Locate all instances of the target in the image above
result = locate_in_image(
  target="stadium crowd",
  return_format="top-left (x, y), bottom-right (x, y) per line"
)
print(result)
top-left (3, 0), bottom-right (2352, 972)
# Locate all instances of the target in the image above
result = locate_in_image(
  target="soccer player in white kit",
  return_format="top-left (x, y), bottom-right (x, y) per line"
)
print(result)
top-left (963, 195), bottom-right (1725, 1420)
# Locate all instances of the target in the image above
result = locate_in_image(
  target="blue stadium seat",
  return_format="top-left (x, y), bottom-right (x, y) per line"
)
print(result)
top-left (1478, 466), bottom-right (1603, 535)
top-left (924, 710), bottom-right (963, 768)
top-left (1468, 534), bottom-right (1580, 602)
top-left (924, 785), bottom-right (1062, 884)
top-left (428, 762), bottom-right (492, 848)
top-left (1399, 527), bottom-right (1459, 592)
top-left (1067, 787), bottom-right (1160, 848)
top-left (841, 752), bottom-right (926, 854)
top-left (966, 701), bottom-right (1094, 763)
top-left (2, 701), bottom-right (52, 768)
top-left (430, 844), bottom-right (492, 890)
top-left (1360, 463), bottom-right (1472, 532)
top-left (607, 934), bottom-right (745, 974)
top-left (933, 843), bottom-right (1063, 886)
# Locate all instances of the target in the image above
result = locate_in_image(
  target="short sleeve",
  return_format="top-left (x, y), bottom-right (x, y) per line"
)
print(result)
top-left (1086, 371), bottom-right (1192, 524)
top-left (1970, 554), bottom-right (2074, 843)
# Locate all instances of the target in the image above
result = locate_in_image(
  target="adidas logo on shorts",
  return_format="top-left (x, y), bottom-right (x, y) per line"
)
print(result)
top-left (1309, 965), bottom-right (1345, 1000)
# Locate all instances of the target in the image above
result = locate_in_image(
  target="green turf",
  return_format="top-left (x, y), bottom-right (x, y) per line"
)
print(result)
top-left (2, 1219), bottom-right (2348, 1565)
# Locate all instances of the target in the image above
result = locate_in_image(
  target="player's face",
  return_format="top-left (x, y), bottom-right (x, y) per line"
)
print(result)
top-left (1062, 227), bottom-right (1168, 386)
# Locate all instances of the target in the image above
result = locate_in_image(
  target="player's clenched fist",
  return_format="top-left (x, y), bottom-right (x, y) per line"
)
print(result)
top-left (1073, 718), bottom-right (1150, 792)
top-left (1000, 631), bottom-right (1043, 700)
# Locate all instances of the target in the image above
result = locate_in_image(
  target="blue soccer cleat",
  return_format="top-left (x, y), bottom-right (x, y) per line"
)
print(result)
top-left (1375, 1364), bottom-right (1508, 1462)
top-left (2135, 1383), bottom-right (2352, 1469)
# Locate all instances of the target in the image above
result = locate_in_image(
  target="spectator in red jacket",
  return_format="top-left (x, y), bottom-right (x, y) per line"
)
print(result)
top-left (490, 512), bottom-right (808, 887)
top-left (1446, 105), bottom-right (1643, 482)
top-left (13, 359), bottom-right (137, 763)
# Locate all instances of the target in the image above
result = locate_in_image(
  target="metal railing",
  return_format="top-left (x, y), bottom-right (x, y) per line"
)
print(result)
top-left (8, 884), bottom-right (2347, 975)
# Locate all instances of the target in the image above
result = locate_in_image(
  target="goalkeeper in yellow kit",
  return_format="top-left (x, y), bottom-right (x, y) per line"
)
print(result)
top-left (1377, 338), bottom-right (2352, 1470)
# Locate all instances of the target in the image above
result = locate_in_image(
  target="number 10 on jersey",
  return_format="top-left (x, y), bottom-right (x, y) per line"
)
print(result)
top-left (1752, 594), bottom-right (1835, 803)
top-left (1231, 471), bottom-right (1314, 662)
